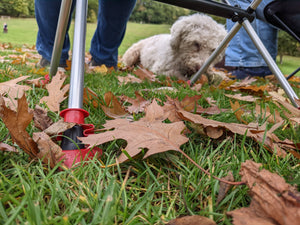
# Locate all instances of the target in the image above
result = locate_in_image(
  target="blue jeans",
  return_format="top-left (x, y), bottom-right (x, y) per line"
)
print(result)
top-left (35, 0), bottom-right (136, 67)
top-left (225, 0), bottom-right (278, 67)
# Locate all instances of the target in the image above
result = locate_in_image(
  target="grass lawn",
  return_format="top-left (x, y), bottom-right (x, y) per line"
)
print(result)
top-left (0, 18), bottom-right (299, 224)
top-left (0, 18), bottom-right (171, 55)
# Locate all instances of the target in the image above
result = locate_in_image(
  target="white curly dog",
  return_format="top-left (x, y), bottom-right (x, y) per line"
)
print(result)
top-left (122, 14), bottom-right (227, 83)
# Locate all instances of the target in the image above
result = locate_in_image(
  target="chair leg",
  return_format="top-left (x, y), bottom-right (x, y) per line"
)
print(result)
top-left (68, 0), bottom-right (88, 109)
top-left (286, 66), bottom-right (300, 80)
top-left (190, 22), bottom-right (242, 85)
top-left (49, 0), bottom-right (73, 77)
top-left (242, 19), bottom-right (299, 107)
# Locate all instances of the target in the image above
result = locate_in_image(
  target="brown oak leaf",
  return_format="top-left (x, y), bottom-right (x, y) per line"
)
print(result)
top-left (33, 132), bottom-right (64, 168)
top-left (227, 160), bottom-right (300, 225)
top-left (39, 71), bottom-right (69, 112)
top-left (33, 105), bottom-right (54, 131)
top-left (101, 91), bottom-right (129, 119)
top-left (133, 66), bottom-right (158, 82)
top-left (120, 91), bottom-right (150, 114)
top-left (0, 94), bottom-right (39, 158)
top-left (83, 87), bottom-right (100, 108)
top-left (0, 76), bottom-right (31, 110)
top-left (79, 100), bottom-right (189, 163)
top-left (0, 76), bottom-right (31, 98)
top-left (177, 110), bottom-right (287, 157)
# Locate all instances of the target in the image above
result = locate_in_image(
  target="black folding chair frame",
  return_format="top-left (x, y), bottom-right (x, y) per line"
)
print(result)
top-left (154, 0), bottom-right (299, 107)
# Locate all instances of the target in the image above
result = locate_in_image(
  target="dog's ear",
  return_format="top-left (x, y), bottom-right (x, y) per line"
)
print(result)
top-left (170, 17), bottom-right (186, 51)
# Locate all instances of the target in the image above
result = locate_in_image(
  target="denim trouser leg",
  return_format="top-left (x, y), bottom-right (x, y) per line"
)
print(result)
top-left (225, 0), bottom-right (278, 67)
top-left (90, 0), bottom-right (136, 67)
top-left (35, 0), bottom-right (75, 64)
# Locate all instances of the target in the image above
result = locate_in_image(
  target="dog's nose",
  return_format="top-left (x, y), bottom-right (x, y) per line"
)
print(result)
top-left (195, 64), bottom-right (201, 71)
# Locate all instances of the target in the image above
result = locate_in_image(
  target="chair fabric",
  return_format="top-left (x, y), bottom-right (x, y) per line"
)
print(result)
top-left (263, 0), bottom-right (300, 39)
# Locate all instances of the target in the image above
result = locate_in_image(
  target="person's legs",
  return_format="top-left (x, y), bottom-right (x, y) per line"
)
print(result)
top-left (225, 0), bottom-right (278, 78)
top-left (90, 0), bottom-right (136, 67)
top-left (35, 0), bottom-right (75, 66)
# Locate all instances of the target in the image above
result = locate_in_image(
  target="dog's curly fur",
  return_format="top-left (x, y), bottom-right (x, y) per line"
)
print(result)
top-left (122, 14), bottom-right (227, 81)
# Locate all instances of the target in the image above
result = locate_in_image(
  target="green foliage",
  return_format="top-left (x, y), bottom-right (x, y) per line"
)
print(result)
top-left (87, 0), bottom-right (98, 23)
top-left (130, 0), bottom-right (191, 24)
top-left (0, 0), bottom-right (34, 17)
top-left (277, 30), bottom-right (300, 63)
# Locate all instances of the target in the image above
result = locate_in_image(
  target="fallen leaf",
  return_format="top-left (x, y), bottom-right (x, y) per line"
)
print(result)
top-left (295, 98), bottom-right (300, 107)
top-left (28, 67), bottom-right (48, 76)
top-left (230, 100), bottom-right (248, 124)
top-left (39, 71), bottom-right (69, 112)
top-left (177, 110), bottom-right (287, 157)
top-left (191, 82), bottom-right (203, 92)
top-left (65, 60), bottom-right (72, 71)
top-left (225, 93), bottom-right (259, 102)
top-left (118, 74), bottom-right (143, 84)
top-left (227, 160), bottom-right (300, 225)
top-left (162, 95), bottom-right (202, 122)
top-left (206, 126), bottom-right (224, 139)
top-left (101, 92), bottom-right (129, 119)
top-left (93, 64), bottom-right (108, 74)
top-left (180, 95), bottom-right (202, 112)
top-left (79, 100), bottom-right (189, 163)
top-left (269, 91), bottom-right (300, 118)
top-left (33, 105), bottom-right (53, 131)
top-left (0, 143), bottom-right (18, 152)
top-left (33, 132), bottom-right (64, 168)
top-left (25, 77), bottom-right (45, 88)
top-left (0, 76), bottom-right (31, 100)
top-left (229, 77), bottom-right (257, 88)
top-left (133, 66), bottom-right (158, 82)
top-left (44, 119), bottom-right (76, 136)
top-left (216, 171), bottom-right (234, 204)
top-left (83, 87), bottom-right (100, 108)
top-left (196, 97), bottom-right (227, 115)
top-left (255, 104), bottom-right (283, 124)
top-left (141, 87), bottom-right (178, 93)
top-left (120, 91), bottom-right (150, 114)
top-left (167, 215), bottom-right (216, 225)
top-left (290, 117), bottom-right (300, 125)
top-left (0, 94), bottom-right (39, 158)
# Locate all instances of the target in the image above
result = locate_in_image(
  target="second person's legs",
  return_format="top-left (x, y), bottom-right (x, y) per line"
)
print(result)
top-left (90, 0), bottom-right (136, 68)
top-left (35, 0), bottom-right (75, 66)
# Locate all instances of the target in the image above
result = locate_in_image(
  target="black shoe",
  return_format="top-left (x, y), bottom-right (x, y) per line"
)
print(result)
top-left (38, 57), bottom-right (67, 68)
top-left (89, 58), bottom-right (118, 71)
top-left (231, 67), bottom-right (272, 79)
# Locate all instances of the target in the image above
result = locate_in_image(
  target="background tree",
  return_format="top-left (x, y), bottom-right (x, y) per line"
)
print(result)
top-left (130, 0), bottom-right (190, 24)
top-left (0, 0), bottom-right (35, 17)
top-left (87, 0), bottom-right (98, 23)
top-left (277, 30), bottom-right (300, 64)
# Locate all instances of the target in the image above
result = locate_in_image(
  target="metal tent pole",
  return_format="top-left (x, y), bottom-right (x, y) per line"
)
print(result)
top-left (68, 0), bottom-right (88, 109)
top-left (49, 0), bottom-right (73, 77)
